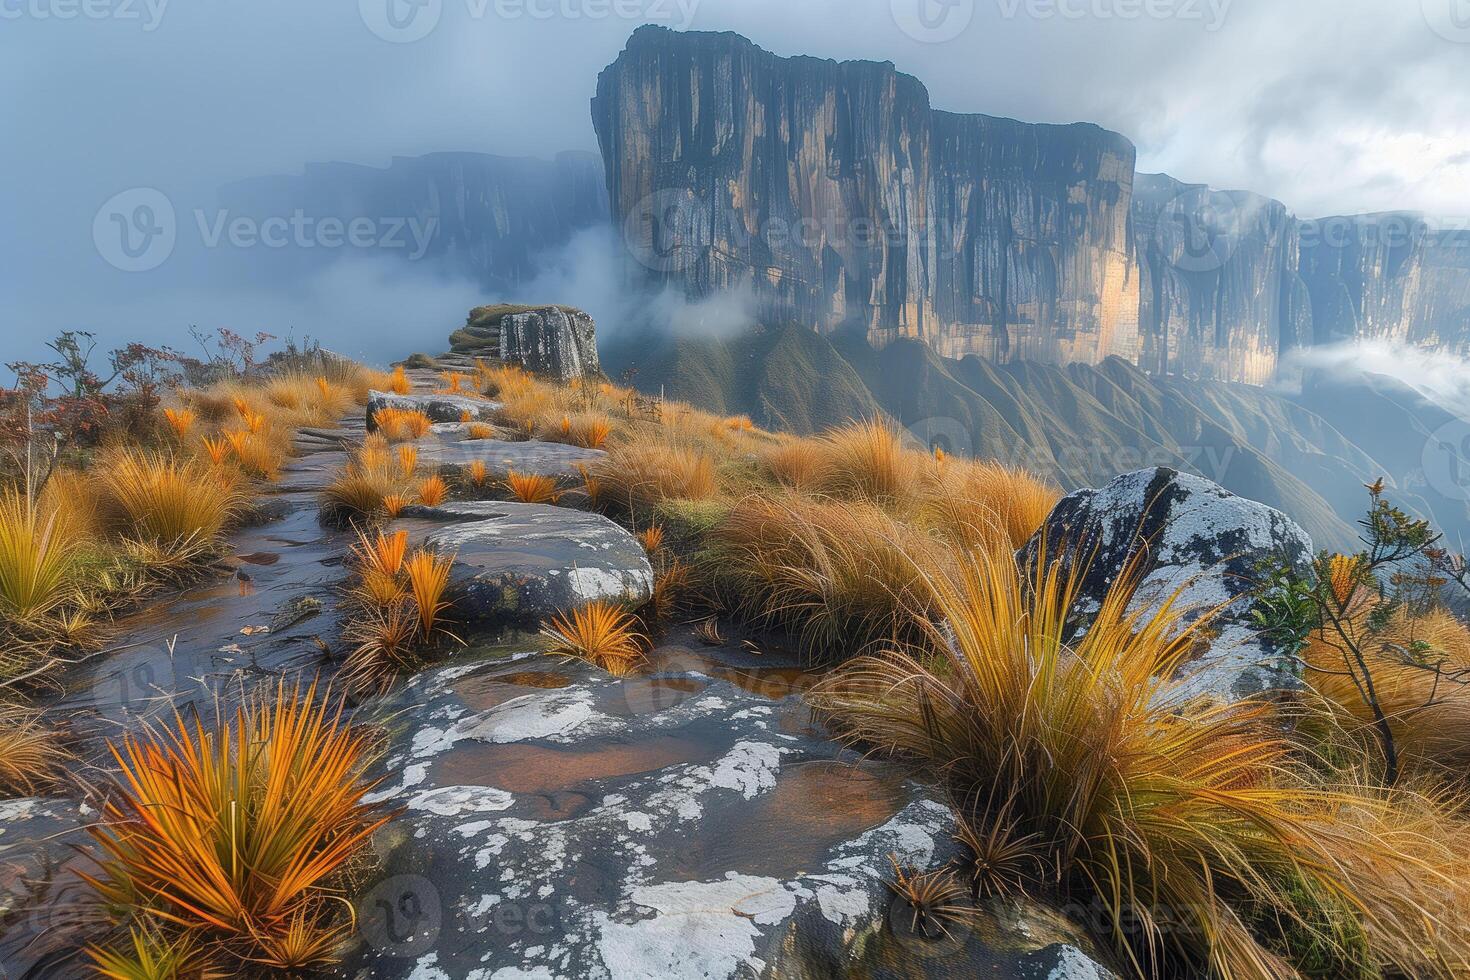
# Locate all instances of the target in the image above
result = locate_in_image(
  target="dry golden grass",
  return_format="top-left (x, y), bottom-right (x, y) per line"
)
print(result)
top-left (372, 407), bottom-right (433, 442)
top-left (397, 444), bottom-right (418, 479)
top-left (760, 438), bottom-right (823, 490)
top-left (505, 470), bottom-right (562, 505)
top-left (82, 681), bottom-right (389, 971)
top-left (708, 495), bottom-right (945, 654)
top-left (98, 450), bottom-right (245, 546)
top-left (0, 487), bottom-right (83, 622)
top-left (321, 446), bottom-right (412, 524)
top-left (466, 460), bottom-right (489, 488)
top-left (466, 422), bottom-right (495, 440)
top-left (592, 443), bottom-right (717, 512)
top-left (637, 525), bottom-right (664, 554)
top-left (387, 365), bottom-right (411, 395)
top-left (405, 548), bottom-right (454, 639)
top-left (541, 601), bottom-right (646, 677)
top-left (0, 702), bottom-right (68, 795)
top-left (416, 474), bottom-right (448, 507)
top-left (811, 419), bottom-right (911, 504)
top-left (809, 543), bottom-right (1470, 977)
top-left (162, 408), bottom-right (195, 440)
top-left (920, 458), bottom-right (1061, 551)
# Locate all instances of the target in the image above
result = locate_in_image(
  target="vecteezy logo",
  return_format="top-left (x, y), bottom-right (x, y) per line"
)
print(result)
top-left (621, 188), bottom-right (706, 274)
top-left (1152, 186), bottom-right (1243, 274)
top-left (1423, 418), bottom-right (1470, 502)
top-left (93, 188), bottom-right (175, 272)
top-left (358, 874), bottom-right (443, 957)
top-left (1422, 0), bottom-right (1470, 43)
top-left (360, 0), bottom-right (442, 43)
top-left (890, 0), bottom-right (974, 43)
top-left (92, 643), bottom-right (179, 726)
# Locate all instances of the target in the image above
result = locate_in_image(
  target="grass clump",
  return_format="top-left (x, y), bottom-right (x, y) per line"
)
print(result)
top-left (98, 450), bottom-right (245, 547)
top-left (541, 601), bottom-right (646, 677)
top-left (0, 701), bottom-right (68, 795)
top-left (82, 681), bottom-right (392, 972)
top-left (809, 542), bottom-right (1470, 977)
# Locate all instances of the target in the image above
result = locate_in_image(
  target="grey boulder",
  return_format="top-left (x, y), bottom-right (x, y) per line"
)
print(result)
top-left (1020, 467), bottom-right (1314, 703)
top-left (398, 501), bottom-right (653, 625)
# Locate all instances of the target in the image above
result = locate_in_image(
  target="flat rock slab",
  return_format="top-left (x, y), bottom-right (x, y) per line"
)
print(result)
top-left (414, 438), bottom-right (606, 480)
top-left (366, 391), bottom-right (500, 429)
top-left (398, 500), bottom-right (653, 625)
top-left (337, 647), bottom-right (1118, 979)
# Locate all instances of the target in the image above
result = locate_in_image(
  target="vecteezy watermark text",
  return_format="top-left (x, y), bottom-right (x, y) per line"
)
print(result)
top-left (359, 0), bottom-right (698, 43)
top-left (995, 0), bottom-right (1230, 29)
top-left (0, 0), bottom-right (167, 30)
top-left (93, 188), bottom-right (439, 271)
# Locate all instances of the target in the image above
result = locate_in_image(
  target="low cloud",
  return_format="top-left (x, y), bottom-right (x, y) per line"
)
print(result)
top-left (1284, 340), bottom-right (1470, 420)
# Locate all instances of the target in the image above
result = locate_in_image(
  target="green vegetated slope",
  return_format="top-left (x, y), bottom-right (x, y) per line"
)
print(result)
top-left (604, 325), bottom-right (1466, 554)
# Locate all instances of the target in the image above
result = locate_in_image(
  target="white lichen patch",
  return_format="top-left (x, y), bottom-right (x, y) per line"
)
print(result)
top-left (407, 785), bottom-right (515, 816)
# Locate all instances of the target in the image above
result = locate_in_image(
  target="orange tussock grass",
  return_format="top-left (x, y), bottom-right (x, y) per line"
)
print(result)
top-left (199, 436), bottom-right (229, 466)
top-left (592, 443), bottom-right (717, 512)
top-left (568, 413), bottom-right (612, 450)
top-left (223, 429), bottom-right (284, 481)
top-left (162, 408), bottom-right (195, 440)
top-left (466, 423), bottom-right (495, 441)
top-left (80, 681), bottom-right (390, 971)
top-left (760, 439), bottom-right (823, 490)
top-left (921, 459), bottom-right (1061, 552)
top-left (416, 474), bottom-right (449, 507)
top-left (709, 495), bottom-right (945, 654)
top-left (576, 463), bottom-right (601, 507)
top-left (460, 409), bottom-right (474, 424)
top-left (404, 548), bottom-right (454, 639)
top-left (0, 702), bottom-right (68, 795)
top-left (505, 470), bottom-right (562, 505)
top-left (373, 408), bottom-right (433, 442)
top-left (466, 460), bottom-right (489, 487)
top-left (637, 525), bottom-right (664, 554)
top-left (404, 411), bottom-right (432, 439)
top-left (353, 528), bottom-right (408, 579)
top-left (99, 449), bottom-right (245, 546)
top-left (811, 419), bottom-right (911, 504)
top-left (397, 445), bottom-right (418, 479)
top-left (649, 558), bottom-right (691, 624)
top-left (382, 494), bottom-right (411, 519)
top-left (440, 371), bottom-right (465, 394)
top-left (0, 487), bottom-right (82, 622)
top-left (321, 446), bottom-right (411, 524)
top-left (541, 601), bottom-right (646, 677)
top-left (809, 542), bottom-right (1470, 977)
top-left (388, 365), bottom-right (411, 395)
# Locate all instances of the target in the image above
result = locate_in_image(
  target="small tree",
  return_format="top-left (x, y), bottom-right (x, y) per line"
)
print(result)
top-left (1254, 480), bottom-right (1470, 785)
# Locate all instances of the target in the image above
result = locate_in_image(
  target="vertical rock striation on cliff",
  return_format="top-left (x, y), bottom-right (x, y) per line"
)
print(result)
top-left (592, 25), bottom-right (1142, 365)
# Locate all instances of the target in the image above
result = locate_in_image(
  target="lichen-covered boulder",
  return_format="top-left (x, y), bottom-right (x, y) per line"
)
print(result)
top-left (1020, 467), bottom-right (1314, 703)
top-left (366, 391), bottom-right (500, 429)
top-left (337, 642), bottom-right (1118, 979)
top-left (397, 501), bottom-right (652, 625)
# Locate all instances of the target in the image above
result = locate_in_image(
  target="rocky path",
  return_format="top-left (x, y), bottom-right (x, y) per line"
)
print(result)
top-left (0, 373), bottom-right (1119, 979)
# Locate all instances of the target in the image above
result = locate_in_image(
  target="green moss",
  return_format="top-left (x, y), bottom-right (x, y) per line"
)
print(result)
top-left (1244, 873), bottom-right (1379, 980)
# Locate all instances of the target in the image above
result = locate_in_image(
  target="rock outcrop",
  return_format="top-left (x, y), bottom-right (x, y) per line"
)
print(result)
top-left (451, 304), bottom-right (601, 380)
top-left (343, 639), bottom-right (1119, 979)
top-left (592, 25), bottom-right (1141, 363)
top-left (1021, 467), bottom-right (1314, 703)
top-left (591, 27), bottom-right (1470, 384)
top-left (398, 500), bottom-right (653, 625)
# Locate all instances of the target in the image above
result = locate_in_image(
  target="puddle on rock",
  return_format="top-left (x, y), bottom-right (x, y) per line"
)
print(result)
top-left (429, 733), bottom-right (727, 796)
top-left (673, 760), bottom-right (908, 881)
top-left (234, 551), bottom-right (281, 566)
top-left (594, 675), bottom-right (709, 718)
top-left (453, 669), bottom-right (574, 711)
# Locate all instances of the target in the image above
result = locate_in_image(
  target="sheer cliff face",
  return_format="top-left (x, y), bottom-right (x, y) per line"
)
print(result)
top-left (1296, 215), bottom-right (1470, 354)
top-left (1131, 174), bottom-right (1308, 386)
top-left (218, 151), bottom-right (608, 289)
top-left (591, 27), bottom-right (1470, 383)
top-left (592, 26), bottom-right (1141, 365)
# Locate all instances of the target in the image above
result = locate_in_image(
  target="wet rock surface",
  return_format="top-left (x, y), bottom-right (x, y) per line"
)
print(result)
top-left (338, 637), bottom-right (1118, 979)
top-left (398, 501), bottom-right (653, 625)
top-left (1022, 466), bottom-right (1314, 702)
